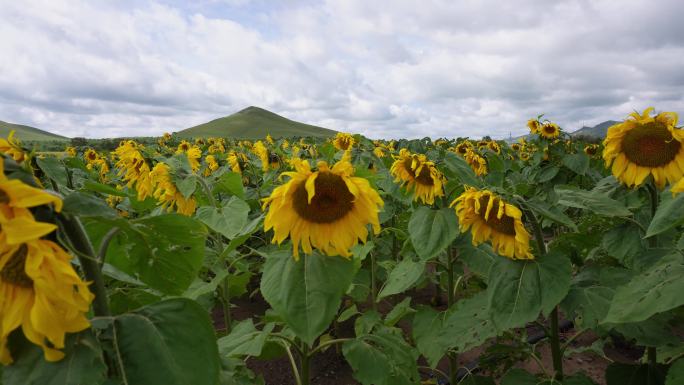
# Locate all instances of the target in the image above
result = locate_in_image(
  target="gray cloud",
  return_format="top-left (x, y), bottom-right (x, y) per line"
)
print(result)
top-left (0, 0), bottom-right (682, 139)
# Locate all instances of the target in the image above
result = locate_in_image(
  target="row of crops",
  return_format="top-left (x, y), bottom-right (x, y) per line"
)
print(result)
top-left (0, 107), bottom-right (683, 384)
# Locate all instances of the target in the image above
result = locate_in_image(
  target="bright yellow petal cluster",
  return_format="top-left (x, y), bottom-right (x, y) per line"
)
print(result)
top-left (149, 162), bottom-right (197, 216)
top-left (114, 140), bottom-right (154, 201)
top-left (603, 107), bottom-right (683, 189)
top-left (540, 122), bottom-right (561, 139)
top-left (203, 155), bottom-right (219, 177)
top-left (253, 141), bottom-right (271, 171)
top-left (390, 149), bottom-right (445, 204)
top-left (262, 155), bottom-right (383, 260)
top-left (451, 187), bottom-right (533, 260)
top-left (527, 119), bottom-right (541, 134)
top-left (0, 158), bottom-right (92, 365)
top-left (464, 149), bottom-right (488, 176)
top-left (0, 131), bottom-right (26, 164)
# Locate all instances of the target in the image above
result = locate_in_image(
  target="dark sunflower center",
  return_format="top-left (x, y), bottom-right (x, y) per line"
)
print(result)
top-left (457, 146), bottom-right (468, 154)
top-left (621, 122), bottom-right (680, 167)
top-left (0, 189), bottom-right (9, 205)
top-left (403, 158), bottom-right (434, 186)
top-left (0, 244), bottom-right (32, 288)
top-left (585, 147), bottom-right (597, 155)
top-left (478, 196), bottom-right (516, 235)
top-left (292, 172), bottom-right (354, 223)
top-left (543, 125), bottom-right (556, 134)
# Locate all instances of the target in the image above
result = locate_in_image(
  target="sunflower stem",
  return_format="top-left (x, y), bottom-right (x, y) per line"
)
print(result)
top-left (370, 250), bottom-right (378, 311)
top-left (646, 181), bottom-right (660, 368)
top-left (527, 209), bottom-right (563, 381)
top-left (58, 214), bottom-right (111, 317)
top-left (446, 246), bottom-right (458, 385)
top-left (300, 342), bottom-right (311, 385)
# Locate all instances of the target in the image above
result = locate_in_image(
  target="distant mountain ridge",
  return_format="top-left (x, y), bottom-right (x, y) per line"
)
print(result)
top-left (0, 120), bottom-right (67, 141)
top-left (570, 120), bottom-right (619, 138)
top-left (176, 106), bottom-right (338, 139)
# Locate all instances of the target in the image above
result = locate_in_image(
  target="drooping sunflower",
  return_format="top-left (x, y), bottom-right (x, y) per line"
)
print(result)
top-left (464, 149), bottom-right (488, 176)
top-left (454, 140), bottom-right (473, 156)
top-left (227, 151), bottom-right (243, 174)
top-left (0, 160), bottom-right (92, 364)
top-left (262, 155), bottom-right (383, 260)
top-left (333, 133), bottom-right (355, 151)
top-left (65, 146), bottom-right (77, 157)
top-left (603, 107), bottom-right (683, 188)
top-left (203, 155), bottom-right (219, 176)
top-left (266, 134), bottom-right (275, 145)
top-left (253, 141), bottom-right (271, 171)
top-left (511, 143), bottom-right (521, 152)
top-left (390, 149), bottom-right (445, 205)
top-left (539, 122), bottom-right (561, 139)
top-left (486, 141), bottom-right (501, 154)
top-left (176, 140), bottom-right (191, 153)
top-left (114, 140), bottom-right (154, 201)
top-left (373, 146), bottom-right (385, 158)
top-left (0, 131), bottom-right (26, 163)
top-left (584, 144), bottom-right (599, 157)
top-left (149, 162), bottom-right (197, 215)
top-left (519, 151), bottom-right (530, 161)
top-left (527, 119), bottom-right (541, 134)
top-left (451, 187), bottom-right (533, 260)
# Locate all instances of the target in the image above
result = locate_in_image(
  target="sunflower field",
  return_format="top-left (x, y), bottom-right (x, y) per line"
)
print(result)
top-left (1, 107), bottom-right (684, 385)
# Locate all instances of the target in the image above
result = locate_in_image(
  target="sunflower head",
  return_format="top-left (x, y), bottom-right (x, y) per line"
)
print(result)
top-left (539, 122), bottom-right (561, 139)
top-left (527, 119), bottom-right (541, 134)
top-left (333, 133), bottom-right (355, 151)
top-left (583, 144), bottom-right (599, 157)
top-left (65, 146), bottom-right (77, 157)
top-left (177, 140), bottom-right (191, 153)
top-left (486, 141), bottom-right (501, 154)
top-left (519, 151), bottom-right (530, 161)
top-left (454, 140), bottom-right (473, 156)
top-left (451, 188), bottom-right (533, 260)
top-left (464, 149), bottom-right (488, 176)
top-left (511, 143), bottom-right (521, 152)
top-left (262, 155), bottom-right (383, 260)
top-left (390, 150), bottom-right (445, 204)
top-left (603, 107), bottom-right (683, 189)
top-left (0, 131), bottom-right (26, 163)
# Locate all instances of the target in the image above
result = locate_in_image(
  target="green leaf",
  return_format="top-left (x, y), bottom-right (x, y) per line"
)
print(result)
top-left (176, 175), bottom-right (197, 199)
top-left (554, 186), bottom-right (631, 217)
top-left (83, 180), bottom-right (127, 196)
top-left (112, 298), bottom-right (220, 385)
top-left (526, 198), bottom-right (578, 232)
top-left (63, 191), bottom-right (117, 218)
top-left (36, 156), bottom-right (68, 186)
top-left (602, 223), bottom-right (646, 266)
top-left (562, 152), bottom-right (590, 175)
top-left (537, 165), bottom-right (560, 183)
top-left (384, 297), bottom-right (414, 327)
top-left (443, 151), bottom-right (481, 187)
top-left (377, 259), bottom-right (425, 300)
top-left (646, 192), bottom-right (684, 238)
top-left (562, 284), bottom-right (613, 330)
top-left (90, 214), bottom-right (207, 295)
top-left (213, 171), bottom-right (245, 199)
top-left (217, 319), bottom-right (274, 358)
top-left (408, 206), bottom-right (459, 261)
top-left (604, 253), bottom-right (684, 324)
top-left (605, 363), bottom-right (667, 385)
top-left (183, 270), bottom-right (229, 300)
top-left (342, 332), bottom-right (420, 385)
top-left (500, 368), bottom-right (538, 385)
top-left (666, 358), bottom-right (684, 385)
top-left (456, 234), bottom-right (497, 279)
top-left (195, 196), bottom-right (250, 239)
top-left (2, 331), bottom-right (106, 385)
top-left (487, 250), bottom-right (572, 330)
top-left (260, 250), bottom-right (356, 345)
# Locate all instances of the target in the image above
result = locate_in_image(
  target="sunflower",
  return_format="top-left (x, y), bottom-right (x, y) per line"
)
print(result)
top-left (390, 149), bottom-right (445, 204)
top-left (158, 132), bottom-right (172, 147)
top-left (333, 133), bottom-right (355, 151)
top-left (253, 141), bottom-right (271, 171)
top-left (65, 146), bottom-right (77, 157)
top-left (0, 131), bottom-right (26, 163)
top-left (266, 134), bottom-right (274, 145)
top-left (195, 138), bottom-right (206, 146)
top-left (149, 162), bottom-right (197, 215)
top-left (262, 155), bottom-right (383, 260)
top-left (176, 140), bottom-right (191, 153)
top-left (228, 151), bottom-right (243, 174)
top-left (0, 161), bottom-right (92, 364)
top-left (186, 146), bottom-right (202, 172)
top-left (539, 122), bottom-right (560, 139)
top-left (603, 107), bottom-right (683, 188)
top-left (203, 155), bottom-right (219, 177)
top-left (454, 140), bottom-right (473, 156)
top-left (373, 146), bottom-right (385, 158)
top-left (282, 140), bottom-right (290, 150)
top-left (451, 187), bottom-right (533, 260)
top-left (114, 140), bottom-right (154, 201)
top-left (486, 141), bottom-right (501, 154)
top-left (464, 149), bottom-right (488, 176)
top-left (511, 143), bottom-right (521, 152)
top-left (519, 151), bottom-right (530, 161)
top-left (584, 144), bottom-right (599, 157)
top-left (527, 119), bottom-right (541, 134)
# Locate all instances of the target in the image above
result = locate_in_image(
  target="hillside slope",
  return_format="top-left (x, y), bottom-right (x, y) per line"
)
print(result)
top-left (177, 106), bottom-right (337, 139)
top-left (0, 120), bottom-right (67, 141)
top-left (571, 120), bottom-right (619, 138)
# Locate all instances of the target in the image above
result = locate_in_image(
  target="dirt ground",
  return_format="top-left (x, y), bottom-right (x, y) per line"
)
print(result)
top-left (213, 286), bottom-right (636, 385)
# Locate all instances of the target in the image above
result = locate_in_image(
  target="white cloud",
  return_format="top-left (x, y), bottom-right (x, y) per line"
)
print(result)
top-left (0, 0), bottom-right (682, 139)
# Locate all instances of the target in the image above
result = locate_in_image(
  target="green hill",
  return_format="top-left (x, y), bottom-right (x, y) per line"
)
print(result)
top-left (177, 106), bottom-right (338, 139)
top-left (570, 120), bottom-right (619, 138)
top-left (0, 120), bottom-right (68, 141)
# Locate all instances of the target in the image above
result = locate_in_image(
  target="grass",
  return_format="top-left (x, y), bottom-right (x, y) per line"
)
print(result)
top-left (177, 106), bottom-right (338, 139)
top-left (0, 120), bottom-right (68, 141)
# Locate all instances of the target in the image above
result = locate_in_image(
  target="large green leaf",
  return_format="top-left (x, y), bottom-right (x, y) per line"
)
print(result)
top-left (217, 320), bottom-right (275, 358)
top-left (213, 171), bottom-right (245, 199)
top-left (63, 191), bottom-right (117, 218)
top-left (487, 250), bottom-right (571, 330)
top-left (36, 156), bottom-right (68, 187)
top-left (526, 198), bottom-right (578, 232)
top-left (562, 152), bottom-right (590, 175)
top-left (562, 284), bottom-right (613, 330)
top-left (443, 151), bottom-right (481, 187)
top-left (2, 331), bottom-right (106, 385)
top-left (646, 192), bottom-right (684, 238)
top-left (604, 253), bottom-right (684, 323)
top-left (554, 186), bottom-right (631, 217)
top-left (605, 363), bottom-right (667, 385)
top-left (377, 259), bottom-right (425, 300)
top-left (195, 196), bottom-right (250, 239)
top-left (666, 358), bottom-right (684, 385)
top-left (112, 298), bottom-right (220, 385)
top-left (342, 332), bottom-right (420, 385)
top-left (260, 250), bottom-right (356, 345)
top-left (89, 214), bottom-right (207, 295)
top-left (408, 206), bottom-right (459, 261)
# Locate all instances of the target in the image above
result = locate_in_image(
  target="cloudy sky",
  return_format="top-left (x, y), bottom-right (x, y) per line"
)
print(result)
top-left (1, 0), bottom-right (683, 139)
